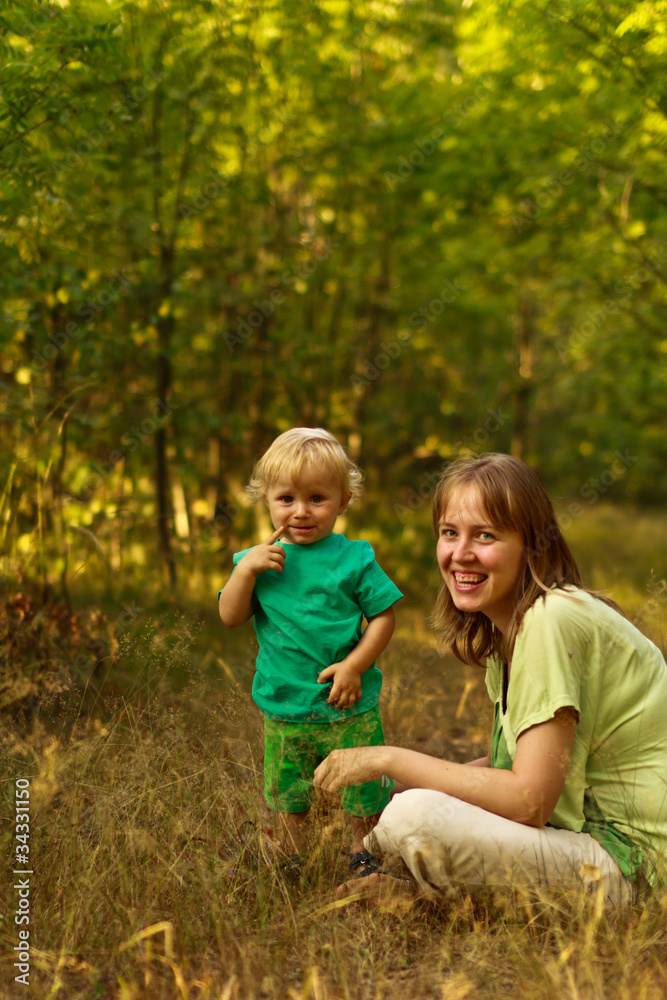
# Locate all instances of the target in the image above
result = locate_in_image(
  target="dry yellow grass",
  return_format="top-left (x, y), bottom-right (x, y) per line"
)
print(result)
top-left (1, 510), bottom-right (666, 1000)
top-left (2, 614), bottom-right (667, 1000)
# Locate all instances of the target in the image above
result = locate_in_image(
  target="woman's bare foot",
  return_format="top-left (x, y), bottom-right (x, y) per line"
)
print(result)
top-left (334, 872), bottom-right (418, 910)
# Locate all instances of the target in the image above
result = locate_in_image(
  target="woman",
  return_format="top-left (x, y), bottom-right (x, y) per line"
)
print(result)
top-left (313, 454), bottom-right (667, 905)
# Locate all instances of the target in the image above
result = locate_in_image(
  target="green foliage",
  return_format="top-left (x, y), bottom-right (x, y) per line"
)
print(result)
top-left (1, 0), bottom-right (666, 591)
top-left (3, 9), bottom-right (667, 989)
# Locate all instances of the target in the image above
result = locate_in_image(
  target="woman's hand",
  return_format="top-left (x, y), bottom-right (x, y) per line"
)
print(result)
top-left (313, 707), bottom-right (577, 827)
top-left (313, 746), bottom-right (387, 796)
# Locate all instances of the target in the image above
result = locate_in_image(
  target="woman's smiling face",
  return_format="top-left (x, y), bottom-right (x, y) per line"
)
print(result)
top-left (436, 485), bottom-right (525, 633)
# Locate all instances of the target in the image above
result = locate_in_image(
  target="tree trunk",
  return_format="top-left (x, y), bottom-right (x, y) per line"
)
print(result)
top-left (511, 297), bottom-right (534, 461)
top-left (349, 254), bottom-right (391, 468)
top-left (156, 287), bottom-right (177, 588)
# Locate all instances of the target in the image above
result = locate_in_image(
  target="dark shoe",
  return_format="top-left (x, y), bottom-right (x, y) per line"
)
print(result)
top-left (349, 850), bottom-right (381, 878)
top-left (279, 853), bottom-right (305, 884)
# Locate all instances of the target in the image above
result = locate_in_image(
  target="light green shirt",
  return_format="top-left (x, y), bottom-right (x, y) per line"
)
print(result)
top-left (486, 587), bottom-right (667, 883)
top-left (230, 533), bottom-right (402, 723)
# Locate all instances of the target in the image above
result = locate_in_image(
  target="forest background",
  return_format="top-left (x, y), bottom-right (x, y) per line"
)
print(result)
top-left (2, 1), bottom-right (667, 998)
top-left (3, 0), bottom-right (667, 606)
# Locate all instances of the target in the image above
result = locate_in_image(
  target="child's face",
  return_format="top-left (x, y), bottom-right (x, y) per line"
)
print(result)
top-left (264, 464), bottom-right (348, 545)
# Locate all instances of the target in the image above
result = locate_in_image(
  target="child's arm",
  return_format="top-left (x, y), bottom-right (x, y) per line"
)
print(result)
top-left (317, 606), bottom-right (396, 709)
top-left (218, 525), bottom-right (286, 627)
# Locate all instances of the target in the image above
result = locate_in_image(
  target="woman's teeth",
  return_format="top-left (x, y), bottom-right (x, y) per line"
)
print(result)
top-left (454, 573), bottom-right (486, 585)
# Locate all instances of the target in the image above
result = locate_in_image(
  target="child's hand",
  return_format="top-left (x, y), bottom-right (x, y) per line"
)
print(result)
top-left (237, 525), bottom-right (287, 577)
top-left (317, 661), bottom-right (363, 709)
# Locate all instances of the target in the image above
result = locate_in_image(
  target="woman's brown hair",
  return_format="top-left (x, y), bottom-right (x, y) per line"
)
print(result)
top-left (430, 453), bottom-right (621, 667)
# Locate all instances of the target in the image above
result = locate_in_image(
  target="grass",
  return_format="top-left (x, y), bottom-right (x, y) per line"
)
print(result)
top-left (3, 620), bottom-right (667, 1000)
top-left (1, 504), bottom-right (667, 999)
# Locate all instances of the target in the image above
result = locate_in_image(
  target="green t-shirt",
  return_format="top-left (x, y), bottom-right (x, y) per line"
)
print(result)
top-left (486, 587), bottom-right (667, 885)
top-left (230, 532), bottom-right (403, 723)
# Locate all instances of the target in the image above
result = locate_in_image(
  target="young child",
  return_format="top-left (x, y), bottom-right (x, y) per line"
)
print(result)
top-left (218, 427), bottom-right (402, 877)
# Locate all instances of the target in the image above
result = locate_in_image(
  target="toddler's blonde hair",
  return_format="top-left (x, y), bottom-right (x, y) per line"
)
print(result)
top-left (246, 428), bottom-right (363, 504)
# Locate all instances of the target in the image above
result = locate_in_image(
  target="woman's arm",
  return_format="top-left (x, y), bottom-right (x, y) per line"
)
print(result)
top-left (313, 706), bottom-right (577, 827)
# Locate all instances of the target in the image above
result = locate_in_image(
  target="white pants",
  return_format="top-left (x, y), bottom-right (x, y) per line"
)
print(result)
top-left (364, 789), bottom-right (632, 908)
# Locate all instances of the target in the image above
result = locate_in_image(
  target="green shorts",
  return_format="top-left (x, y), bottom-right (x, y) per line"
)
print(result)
top-left (263, 705), bottom-right (394, 818)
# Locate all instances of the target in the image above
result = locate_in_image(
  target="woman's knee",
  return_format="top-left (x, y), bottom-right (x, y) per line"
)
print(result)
top-left (398, 786), bottom-right (474, 816)
top-left (375, 789), bottom-right (521, 862)
top-left (376, 789), bottom-right (465, 842)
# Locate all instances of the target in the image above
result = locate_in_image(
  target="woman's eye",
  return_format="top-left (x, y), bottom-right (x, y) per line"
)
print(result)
top-left (439, 528), bottom-right (455, 538)
top-left (479, 532), bottom-right (495, 541)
